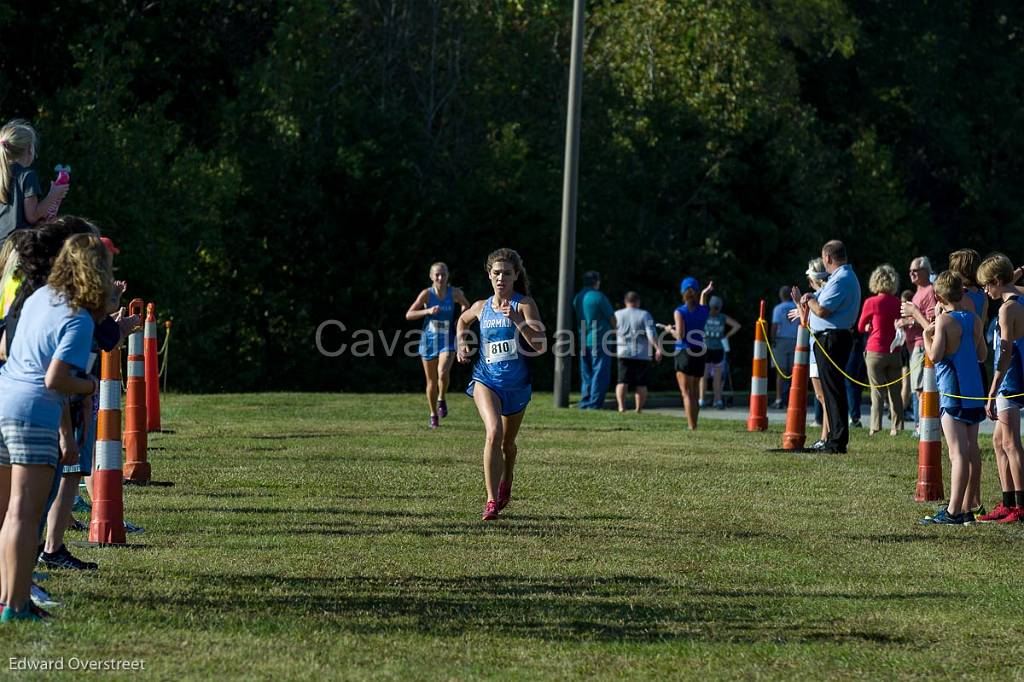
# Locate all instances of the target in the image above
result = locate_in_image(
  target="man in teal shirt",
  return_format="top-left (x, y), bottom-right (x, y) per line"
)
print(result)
top-left (573, 271), bottom-right (616, 409)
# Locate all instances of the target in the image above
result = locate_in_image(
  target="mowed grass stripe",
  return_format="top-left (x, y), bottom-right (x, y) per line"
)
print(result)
top-left (5, 393), bottom-right (1024, 680)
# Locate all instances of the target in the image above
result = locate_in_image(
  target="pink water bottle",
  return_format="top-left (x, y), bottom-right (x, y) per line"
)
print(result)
top-left (46, 164), bottom-right (71, 220)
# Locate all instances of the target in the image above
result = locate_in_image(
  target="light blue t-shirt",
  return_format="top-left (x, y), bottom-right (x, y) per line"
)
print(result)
top-left (810, 264), bottom-right (861, 332)
top-left (0, 285), bottom-right (95, 429)
top-left (771, 301), bottom-right (799, 339)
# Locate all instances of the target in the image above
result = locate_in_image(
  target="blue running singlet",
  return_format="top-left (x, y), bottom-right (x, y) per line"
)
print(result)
top-left (674, 303), bottom-right (709, 352)
top-left (418, 287), bottom-right (456, 360)
top-left (935, 310), bottom-right (985, 424)
top-left (966, 289), bottom-right (986, 320)
top-left (466, 294), bottom-right (532, 416)
top-left (997, 296), bottom-right (1024, 406)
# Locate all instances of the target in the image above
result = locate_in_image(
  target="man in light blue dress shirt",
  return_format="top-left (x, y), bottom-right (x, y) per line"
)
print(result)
top-left (796, 240), bottom-right (861, 453)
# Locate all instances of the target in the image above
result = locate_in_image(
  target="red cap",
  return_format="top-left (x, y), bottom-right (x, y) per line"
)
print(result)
top-left (100, 237), bottom-right (120, 255)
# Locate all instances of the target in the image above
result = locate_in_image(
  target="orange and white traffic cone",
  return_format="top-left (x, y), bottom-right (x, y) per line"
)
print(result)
top-left (748, 300), bottom-right (769, 432)
top-left (145, 303), bottom-right (161, 433)
top-left (89, 346), bottom-right (127, 545)
top-left (782, 312), bottom-right (811, 450)
top-left (914, 353), bottom-right (944, 501)
top-left (123, 299), bottom-right (150, 484)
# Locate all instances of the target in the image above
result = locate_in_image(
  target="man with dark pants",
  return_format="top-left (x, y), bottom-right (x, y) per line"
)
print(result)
top-left (573, 270), bottom-right (616, 409)
top-left (796, 240), bottom-right (861, 453)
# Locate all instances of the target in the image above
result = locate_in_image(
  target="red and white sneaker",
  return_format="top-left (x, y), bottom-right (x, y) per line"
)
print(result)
top-left (978, 503), bottom-right (1012, 522)
top-left (497, 480), bottom-right (512, 510)
top-left (482, 500), bottom-right (500, 521)
top-left (996, 506), bottom-right (1024, 524)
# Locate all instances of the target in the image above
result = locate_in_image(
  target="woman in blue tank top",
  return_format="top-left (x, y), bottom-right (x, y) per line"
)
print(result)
top-left (406, 262), bottom-right (470, 429)
top-left (671, 276), bottom-right (713, 430)
top-left (978, 253), bottom-right (1024, 523)
top-left (920, 272), bottom-right (987, 525)
top-left (457, 249), bottom-right (545, 521)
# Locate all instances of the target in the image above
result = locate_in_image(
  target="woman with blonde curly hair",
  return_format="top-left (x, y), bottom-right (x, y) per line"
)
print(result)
top-left (0, 233), bottom-right (110, 622)
top-left (857, 264), bottom-right (904, 435)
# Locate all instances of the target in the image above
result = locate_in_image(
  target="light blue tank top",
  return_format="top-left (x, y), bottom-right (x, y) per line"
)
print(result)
top-left (935, 310), bottom-right (985, 412)
top-left (421, 287), bottom-right (455, 343)
top-left (473, 294), bottom-right (531, 390)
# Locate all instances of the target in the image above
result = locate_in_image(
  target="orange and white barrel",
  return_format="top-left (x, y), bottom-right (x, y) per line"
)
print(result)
top-left (89, 347), bottom-right (127, 545)
top-left (747, 299), bottom-right (768, 432)
top-left (123, 299), bottom-right (150, 484)
top-left (914, 353), bottom-right (944, 501)
top-left (782, 315), bottom-right (811, 449)
top-left (144, 302), bottom-right (161, 432)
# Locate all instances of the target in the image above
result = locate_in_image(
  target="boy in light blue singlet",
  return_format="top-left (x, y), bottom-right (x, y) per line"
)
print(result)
top-left (457, 249), bottom-right (545, 521)
top-left (977, 254), bottom-right (1024, 523)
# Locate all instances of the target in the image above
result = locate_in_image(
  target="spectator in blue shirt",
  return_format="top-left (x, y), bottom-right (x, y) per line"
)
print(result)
top-left (794, 240), bottom-right (862, 453)
top-left (573, 271), bottom-right (616, 409)
top-left (770, 285), bottom-right (799, 409)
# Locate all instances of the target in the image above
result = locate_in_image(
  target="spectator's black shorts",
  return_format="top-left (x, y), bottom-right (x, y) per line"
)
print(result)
top-left (617, 358), bottom-right (650, 389)
top-left (674, 350), bottom-right (706, 378)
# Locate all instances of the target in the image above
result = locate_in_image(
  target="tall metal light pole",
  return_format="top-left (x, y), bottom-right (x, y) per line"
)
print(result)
top-left (553, 0), bottom-right (585, 408)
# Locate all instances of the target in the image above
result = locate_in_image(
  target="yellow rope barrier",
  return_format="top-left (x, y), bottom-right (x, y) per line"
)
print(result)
top-left (158, 325), bottom-right (171, 379)
top-left (757, 319), bottom-right (793, 381)
top-left (757, 318), bottom-right (911, 386)
top-left (772, 321), bottom-right (1024, 401)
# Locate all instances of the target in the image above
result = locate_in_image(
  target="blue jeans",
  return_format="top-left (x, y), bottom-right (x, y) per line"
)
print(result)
top-left (844, 334), bottom-right (867, 423)
top-left (579, 347), bottom-right (612, 409)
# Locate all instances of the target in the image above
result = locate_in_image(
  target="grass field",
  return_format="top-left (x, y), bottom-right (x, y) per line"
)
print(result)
top-left (4, 393), bottom-right (1024, 680)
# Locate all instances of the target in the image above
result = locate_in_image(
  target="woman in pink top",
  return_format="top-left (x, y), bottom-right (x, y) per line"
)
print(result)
top-left (858, 264), bottom-right (904, 435)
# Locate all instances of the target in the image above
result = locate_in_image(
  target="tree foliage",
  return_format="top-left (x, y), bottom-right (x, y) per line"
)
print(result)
top-left (2, 0), bottom-right (1023, 391)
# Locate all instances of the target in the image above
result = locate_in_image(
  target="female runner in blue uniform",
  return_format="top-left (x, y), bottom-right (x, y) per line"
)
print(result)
top-left (920, 271), bottom-right (986, 525)
top-left (457, 249), bottom-right (546, 520)
top-left (406, 262), bottom-right (470, 429)
top-left (670, 277), bottom-right (714, 430)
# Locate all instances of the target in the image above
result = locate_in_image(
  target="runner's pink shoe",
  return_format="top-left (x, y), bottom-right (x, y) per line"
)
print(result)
top-left (438, 400), bottom-right (448, 418)
top-left (482, 500), bottom-right (500, 521)
top-left (497, 480), bottom-right (512, 510)
top-left (429, 415), bottom-right (439, 429)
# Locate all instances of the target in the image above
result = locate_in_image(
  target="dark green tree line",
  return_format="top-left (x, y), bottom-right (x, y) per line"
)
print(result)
top-left (1, 0), bottom-right (1022, 391)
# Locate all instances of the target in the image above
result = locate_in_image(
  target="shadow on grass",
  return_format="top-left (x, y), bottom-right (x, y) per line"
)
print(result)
top-left (857, 533), bottom-right (944, 544)
top-left (275, 518), bottom-right (744, 543)
top-left (94, 573), bottom-right (921, 645)
top-left (250, 432), bottom-right (349, 440)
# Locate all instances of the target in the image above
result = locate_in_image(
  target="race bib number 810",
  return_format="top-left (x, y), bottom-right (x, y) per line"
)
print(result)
top-left (430, 320), bottom-right (450, 336)
top-left (485, 338), bottom-right (519, 364)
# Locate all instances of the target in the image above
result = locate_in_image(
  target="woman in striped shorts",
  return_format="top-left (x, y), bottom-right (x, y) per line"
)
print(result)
top-left (0, 234), bottom-right (112, 622)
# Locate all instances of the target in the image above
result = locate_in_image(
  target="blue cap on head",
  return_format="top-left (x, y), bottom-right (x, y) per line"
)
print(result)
top-left (680, 276), bottom-right (700, 293)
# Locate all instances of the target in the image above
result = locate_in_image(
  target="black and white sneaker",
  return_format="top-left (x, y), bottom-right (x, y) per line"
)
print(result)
top-left (38, 544), bottom-right (98, 571)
